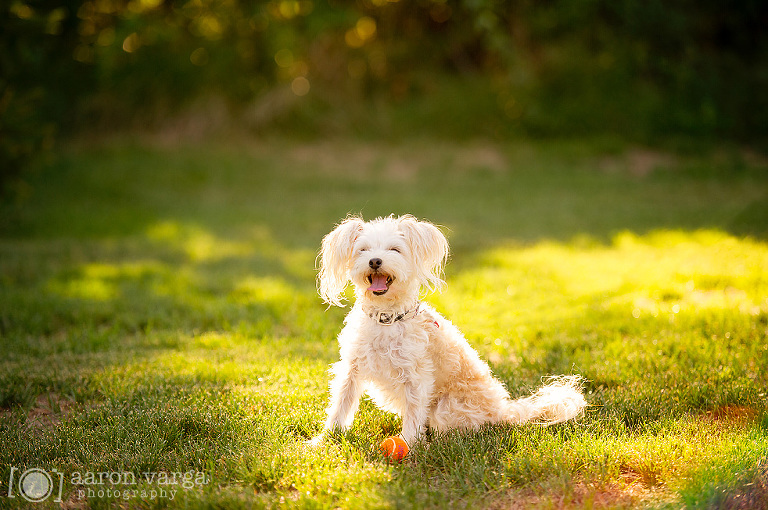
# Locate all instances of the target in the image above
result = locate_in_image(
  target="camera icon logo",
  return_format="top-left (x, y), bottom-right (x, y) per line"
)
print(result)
top-left (7, 467), bottom-right (64, 503)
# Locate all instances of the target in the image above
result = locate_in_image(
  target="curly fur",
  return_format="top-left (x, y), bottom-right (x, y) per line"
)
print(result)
top-left (312, 215), bottom-right (586, 446)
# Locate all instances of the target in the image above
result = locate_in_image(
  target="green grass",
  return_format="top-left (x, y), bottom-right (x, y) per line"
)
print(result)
top-left (1, 136), bottom-right (767, 508)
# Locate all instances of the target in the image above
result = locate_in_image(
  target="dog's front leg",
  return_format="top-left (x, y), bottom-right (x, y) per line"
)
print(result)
top-left (314, 359), bottom-right (364, 442)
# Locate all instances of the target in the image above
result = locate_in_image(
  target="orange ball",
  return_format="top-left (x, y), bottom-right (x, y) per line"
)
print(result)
top-left (379, 436), bottom-right (409, 461)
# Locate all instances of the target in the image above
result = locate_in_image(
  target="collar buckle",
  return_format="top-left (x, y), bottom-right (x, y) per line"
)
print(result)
top-left (375, 311), bottom-right (396, 325)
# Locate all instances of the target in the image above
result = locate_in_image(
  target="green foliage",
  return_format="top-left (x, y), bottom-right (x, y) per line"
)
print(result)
top-left (0, 1), bottom-right (89, 200)
top-left (1, 0), bottom-right (767, 172)
top-left (515, 0), bottom-right (768, 139)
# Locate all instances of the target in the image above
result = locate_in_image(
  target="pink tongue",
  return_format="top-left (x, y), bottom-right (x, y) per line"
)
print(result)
top-left (368, 274), bottom-right (389, 292)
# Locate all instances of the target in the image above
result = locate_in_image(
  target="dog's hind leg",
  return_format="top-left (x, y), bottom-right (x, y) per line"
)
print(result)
top-left (396, 378), bottom-right (434, 445)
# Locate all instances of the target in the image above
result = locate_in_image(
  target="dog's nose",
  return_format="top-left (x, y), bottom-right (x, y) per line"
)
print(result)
top-left (369, 258), bottom-right (383, 269)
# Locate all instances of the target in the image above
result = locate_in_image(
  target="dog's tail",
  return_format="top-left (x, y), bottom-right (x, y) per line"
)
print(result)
top-left (505, 375), bottom-right (587, 425)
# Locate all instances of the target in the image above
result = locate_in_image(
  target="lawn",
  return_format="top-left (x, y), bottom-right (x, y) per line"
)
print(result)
top-left (1, 136), bottom-right (767, 509)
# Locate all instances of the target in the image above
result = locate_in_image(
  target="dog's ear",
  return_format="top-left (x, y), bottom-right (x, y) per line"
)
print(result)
top-left (398, 215), bottom-right (449, 293)
top-left (317, 216), bottom-right (364, 306)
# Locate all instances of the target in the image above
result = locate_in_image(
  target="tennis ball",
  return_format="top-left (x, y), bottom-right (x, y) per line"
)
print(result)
top-left (379, 436), bottom-right (409, 461)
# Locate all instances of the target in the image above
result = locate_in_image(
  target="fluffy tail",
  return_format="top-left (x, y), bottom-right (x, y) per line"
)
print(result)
top-left (506, 375), bottom-right (587, 425)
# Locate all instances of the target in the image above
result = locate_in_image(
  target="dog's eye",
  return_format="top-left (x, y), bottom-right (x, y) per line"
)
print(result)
top-left (389, 247), bottom-right (401, 253)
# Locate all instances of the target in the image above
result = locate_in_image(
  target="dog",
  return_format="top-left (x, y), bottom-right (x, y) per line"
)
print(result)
top-left (311, 214), bottom-right (586, 446)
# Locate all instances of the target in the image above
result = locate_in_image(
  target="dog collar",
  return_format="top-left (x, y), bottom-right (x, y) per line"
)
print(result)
top-left (368, 302), bottom-right (420, 326)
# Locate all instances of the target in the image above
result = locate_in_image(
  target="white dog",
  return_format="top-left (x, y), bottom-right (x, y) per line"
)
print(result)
top-left (312, 215), bottom-right (586, 446)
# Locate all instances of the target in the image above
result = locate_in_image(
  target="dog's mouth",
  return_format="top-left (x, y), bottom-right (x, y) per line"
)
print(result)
top-left (366, 273), bottom-right (394, 296)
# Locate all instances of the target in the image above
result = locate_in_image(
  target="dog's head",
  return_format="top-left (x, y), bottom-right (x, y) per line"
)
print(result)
top-left (318, 215), bottom-right (449, 307)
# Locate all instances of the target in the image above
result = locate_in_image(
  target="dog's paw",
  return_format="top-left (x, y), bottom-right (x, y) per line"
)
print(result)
top-left (306, 434), bottom-right (325, 447)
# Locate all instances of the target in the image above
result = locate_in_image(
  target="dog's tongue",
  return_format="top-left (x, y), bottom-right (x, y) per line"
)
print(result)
top-left (368, 274), bottom-right (389, 292)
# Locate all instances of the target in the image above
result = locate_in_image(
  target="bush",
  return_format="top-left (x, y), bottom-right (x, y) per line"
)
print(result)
top-left (1, 1), bottom-right (90, 199)
top-left (2, 0), bottom-right (767, 198)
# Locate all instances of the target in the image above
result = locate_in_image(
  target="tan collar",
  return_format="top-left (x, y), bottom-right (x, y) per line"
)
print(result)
top-left (366, 301), bottom-right (421, 325)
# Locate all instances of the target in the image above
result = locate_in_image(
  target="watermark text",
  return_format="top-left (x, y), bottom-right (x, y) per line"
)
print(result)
top-left (7, 468), bottom-right (210, 503)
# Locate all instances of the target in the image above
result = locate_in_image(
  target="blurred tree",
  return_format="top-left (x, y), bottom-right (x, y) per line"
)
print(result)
top-left (1, 0), bottom-right (90, 200)
top-left (1, 0), bottom-right (767, 200)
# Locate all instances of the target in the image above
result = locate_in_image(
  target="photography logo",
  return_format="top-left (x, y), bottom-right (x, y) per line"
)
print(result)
top-left (7, 467), bottom-right (64, 503)
top-left (7, 467), bottom-right (210, 503)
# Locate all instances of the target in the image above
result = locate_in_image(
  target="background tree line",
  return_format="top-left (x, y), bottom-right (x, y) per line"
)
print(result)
top-left (2, 0), bottom-right (767, 197)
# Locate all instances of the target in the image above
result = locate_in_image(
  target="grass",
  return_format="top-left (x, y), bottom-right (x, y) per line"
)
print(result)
top-left (1, 135), bottom-right (767, 508)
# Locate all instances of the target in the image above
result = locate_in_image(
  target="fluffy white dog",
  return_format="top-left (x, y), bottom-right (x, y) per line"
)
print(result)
top-left (312, 214), bottom-right (586, 446)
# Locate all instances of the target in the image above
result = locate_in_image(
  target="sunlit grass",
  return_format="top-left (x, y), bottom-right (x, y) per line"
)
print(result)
top-left (0, 137), bottom-right (766, 508)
